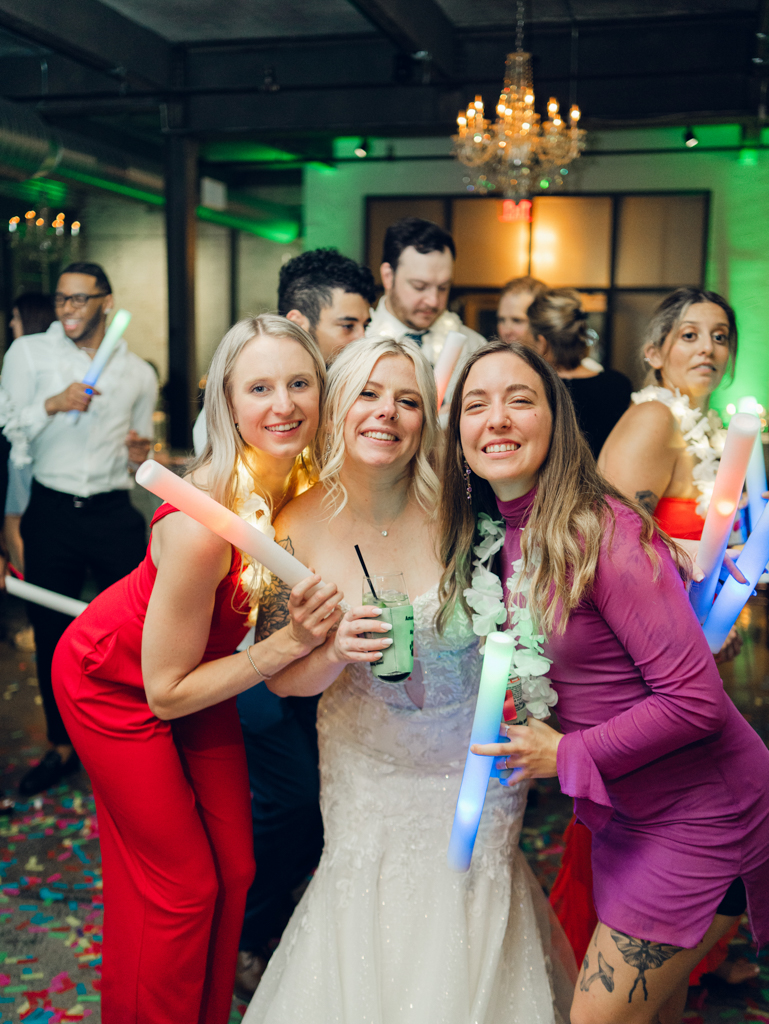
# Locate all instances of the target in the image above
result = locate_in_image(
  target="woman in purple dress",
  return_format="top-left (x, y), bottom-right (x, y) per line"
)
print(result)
top-left (439, 339), bottom-right (769, 1024)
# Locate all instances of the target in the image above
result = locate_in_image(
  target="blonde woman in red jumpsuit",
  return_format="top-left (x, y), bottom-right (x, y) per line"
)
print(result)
top-left (52, 316), bottom-right (343, 1024)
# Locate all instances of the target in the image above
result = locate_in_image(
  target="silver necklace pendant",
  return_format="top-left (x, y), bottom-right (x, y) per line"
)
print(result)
top-left (381, 530), bottom-right (388, 537)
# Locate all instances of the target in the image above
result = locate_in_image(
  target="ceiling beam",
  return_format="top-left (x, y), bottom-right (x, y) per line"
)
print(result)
top-left (345, 0), bottom-right (456, 78)
top-left (0, 0), bottom-right (173, 88)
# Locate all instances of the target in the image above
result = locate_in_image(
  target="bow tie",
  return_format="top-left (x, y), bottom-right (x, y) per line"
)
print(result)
top-left (403, 331), bottom-right (426, 346)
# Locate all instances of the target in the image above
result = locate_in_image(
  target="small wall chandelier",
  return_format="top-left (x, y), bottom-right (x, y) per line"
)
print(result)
top-left (8, 208), bottom-right (81, 268)
top-left (453, 2), bottom-right (586, 199)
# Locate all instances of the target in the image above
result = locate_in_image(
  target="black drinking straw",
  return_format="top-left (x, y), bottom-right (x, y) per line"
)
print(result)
top-left (354, 544), bottom-right (378, 601)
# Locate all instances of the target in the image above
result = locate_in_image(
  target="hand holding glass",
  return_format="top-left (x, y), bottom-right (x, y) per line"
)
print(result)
top-left (362, 572), bottom-right (414, 682)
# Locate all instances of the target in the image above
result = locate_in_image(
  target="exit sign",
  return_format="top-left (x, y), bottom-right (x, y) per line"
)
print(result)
top-left (498, 199), bottom-right (532, 223)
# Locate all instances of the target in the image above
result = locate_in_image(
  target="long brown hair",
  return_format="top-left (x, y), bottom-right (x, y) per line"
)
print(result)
top-left (438, 340), bottom-right (680, 635)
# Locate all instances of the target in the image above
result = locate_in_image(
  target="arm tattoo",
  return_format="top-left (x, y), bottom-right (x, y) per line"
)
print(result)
top-left (610, 930), bottom-right (682, 1003)
top-left (635, 490), bottom-right (659, 514)
top-left (254, 536), bottom-right (294, 641)
top-left (579, 951), bottom-right (615, 994)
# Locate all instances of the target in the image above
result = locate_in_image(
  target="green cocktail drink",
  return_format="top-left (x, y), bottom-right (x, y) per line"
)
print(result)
top-left (363, 572), bottom-right (414, 683)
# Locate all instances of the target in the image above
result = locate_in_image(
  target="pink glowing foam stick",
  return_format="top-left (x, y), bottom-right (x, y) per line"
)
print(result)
top-left (690, 412), bottom-right (759, 622)
top-left (433, 331), bottom-right (466, 410)
top-left (135, 460), bottom-right (317, 589)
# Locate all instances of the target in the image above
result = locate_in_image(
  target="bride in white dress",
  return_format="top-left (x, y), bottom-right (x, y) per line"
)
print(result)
top-left (246, 337), bottom-right (575, 1024)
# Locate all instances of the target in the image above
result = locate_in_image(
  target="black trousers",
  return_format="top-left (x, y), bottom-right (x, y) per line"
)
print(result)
top-left (237, 685), bottom-right (324, 952)
top-left (21, 479), bottom-right (147, 746)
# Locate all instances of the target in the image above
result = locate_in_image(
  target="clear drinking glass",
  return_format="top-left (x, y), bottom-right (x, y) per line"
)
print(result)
top-left (362, 572), bottom-right (414, 682)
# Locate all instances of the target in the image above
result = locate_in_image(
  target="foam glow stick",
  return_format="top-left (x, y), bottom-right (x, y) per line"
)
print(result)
top-left (738, 397), bottom-right (768, 533)
top-left (433, 331), bottom-right (466, 410)
top-left (68, 308), bottom-right (132, 423)
top-left (6, 576), bottom-right (88, 618)
top-left (703, 498), bottom-right (769, 652)
top-left (447, 632), bottom-right (515, 873)
top-left (689, 412), bottom-right (759, 623)
top-left (135, 461), bottom-right (316, 589)
top-left (745, 432), bottom-right (768, 534)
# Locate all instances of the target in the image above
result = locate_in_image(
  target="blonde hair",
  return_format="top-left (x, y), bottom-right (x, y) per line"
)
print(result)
top-left (438, 340), bottom-right (684, 636)
top-left (319, 336), bottom-right (440, 517)
top-left (187, 314), bottom-right (325, 604)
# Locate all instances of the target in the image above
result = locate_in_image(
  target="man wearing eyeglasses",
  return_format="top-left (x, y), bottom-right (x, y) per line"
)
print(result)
top-left (0, 262), bottom-right (157, 796)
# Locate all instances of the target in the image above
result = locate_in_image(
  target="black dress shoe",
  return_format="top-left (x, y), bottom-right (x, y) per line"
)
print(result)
top-left (18, 749), bottom-right (80, 797)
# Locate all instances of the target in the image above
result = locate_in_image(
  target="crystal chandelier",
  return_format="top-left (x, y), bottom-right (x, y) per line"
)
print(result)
top-left (7, 208), bottom-right (82, 270)
top-left (452, 3), bottom-right (586, 199)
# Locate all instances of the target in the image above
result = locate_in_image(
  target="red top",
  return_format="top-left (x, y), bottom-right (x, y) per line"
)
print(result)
top-left (653, 495), bottom-right (705, 540)
top-left (70, 502), bottom-right (250, 689)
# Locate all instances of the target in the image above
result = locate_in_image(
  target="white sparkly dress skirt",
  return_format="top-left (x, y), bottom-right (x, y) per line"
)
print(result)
top-left (244, 586), bottom-right (574, 1024)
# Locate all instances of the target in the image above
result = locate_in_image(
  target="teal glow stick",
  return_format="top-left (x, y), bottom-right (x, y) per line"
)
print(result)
top-left (447, 632), bottom-right (515, 873)
top-left (68, 309), bottom-right (132, 423)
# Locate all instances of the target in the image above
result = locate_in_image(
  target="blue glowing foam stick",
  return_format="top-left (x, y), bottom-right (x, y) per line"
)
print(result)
top-left (447, 632), bottom-right (515, 873)
top-left (689, 413), bottom-right (758, 622)
top-left (68, 308), bottom-right (132, 423)
top-left (703, 499), bottom-right (769, 652)
top-left (745, 432), bottom-right (768, 534)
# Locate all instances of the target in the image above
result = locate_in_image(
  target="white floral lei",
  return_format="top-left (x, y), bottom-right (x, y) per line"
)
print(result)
top-left (463, 513), bottom-right (557, 720)
top-left (631, 385), bottom-right (725, 519)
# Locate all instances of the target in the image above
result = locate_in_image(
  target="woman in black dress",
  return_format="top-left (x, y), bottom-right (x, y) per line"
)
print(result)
top-left (527, 288), bottom-right (632, 458)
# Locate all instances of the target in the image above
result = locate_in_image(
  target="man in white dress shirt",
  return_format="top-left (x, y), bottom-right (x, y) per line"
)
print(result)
top-left (1, 262), bottom-right (157, 796)
top-left (366, 217), bottom-right (485, 406)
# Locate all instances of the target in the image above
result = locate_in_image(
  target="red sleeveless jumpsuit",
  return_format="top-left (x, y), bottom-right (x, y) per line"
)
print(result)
top-left (52, 503), bottom-right (255, 1024)
top-left (549, 497), bottom-right (737, 980)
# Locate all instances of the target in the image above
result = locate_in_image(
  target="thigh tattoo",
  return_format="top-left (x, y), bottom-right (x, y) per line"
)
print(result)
top-left (609, 931), bottom-right (683, 1003)
top-left (579, 951), bottom-right (615, 993)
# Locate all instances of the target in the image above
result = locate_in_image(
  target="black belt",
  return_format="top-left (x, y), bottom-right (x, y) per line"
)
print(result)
top-left (31, 478), bottom-right (130, 509)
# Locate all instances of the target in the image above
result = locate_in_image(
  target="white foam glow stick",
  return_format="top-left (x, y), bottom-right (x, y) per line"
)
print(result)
top-left (6, 576), bottom-right (88, 618)
top-left (703, 500), bottom-right (769, 652)
top-left (68, 309), bottom-right (132, 423)
top-left (738, 397), bottom-right (768, 533)
top-left (135, 461), bottom-right (316, 589)
top-left (433, 331), bottom-right (466, 410)
top-left (447, 632), bottom-right (515, 873)
top-left (690, 412), bottom-right (759, 622)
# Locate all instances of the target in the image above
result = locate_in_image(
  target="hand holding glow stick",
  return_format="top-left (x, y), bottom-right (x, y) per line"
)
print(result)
top-left (6, 576), bottom-right (88, 618)
top-left (689, 413), bottom-right (759, 622)
top-left (135, 461), bottom-right (319, 589)
top-left (703, 499), bottom-right (769, 652)
top-left (447, 632), bottom-right (515, 873)
top-left (68, 309), bottom-right (132, 423)
top-left (433, 331), bottom-right (466, 410)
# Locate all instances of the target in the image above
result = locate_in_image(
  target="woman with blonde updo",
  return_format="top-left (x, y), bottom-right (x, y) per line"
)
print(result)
top-left (527, 288), bottom-right (632, 457)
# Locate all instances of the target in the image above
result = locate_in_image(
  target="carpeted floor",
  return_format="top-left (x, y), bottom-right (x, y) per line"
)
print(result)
top-left (2, 590), bottom-right (768, 1023)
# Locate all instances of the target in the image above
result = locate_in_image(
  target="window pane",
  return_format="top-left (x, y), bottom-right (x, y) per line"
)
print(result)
top-left (366, 199), bottom-right (448, 285)
top-left (530, 196), bottom-right (612, 288)
top-left (611, 290), bottom-right (671, 388)
top-left (615, 195), bottom-right (706, 288)
top-left (451, 198), bottom-right (530, 287)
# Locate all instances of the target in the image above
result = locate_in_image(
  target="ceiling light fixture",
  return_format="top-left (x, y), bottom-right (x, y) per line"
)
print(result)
top-left (452, 0), bottom-right (586, 198)
top-left (354, 138), bottom-right (370, 158)
top-left (684, 127), bottom-right (698, 148)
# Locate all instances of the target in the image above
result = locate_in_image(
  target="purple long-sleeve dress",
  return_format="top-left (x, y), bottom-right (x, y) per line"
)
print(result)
top-left (498, 490), bottom-right (769, 949)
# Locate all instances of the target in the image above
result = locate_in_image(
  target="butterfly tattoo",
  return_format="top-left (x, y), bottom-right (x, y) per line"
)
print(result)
top-left (610, 931), bottom-right (682, 1002)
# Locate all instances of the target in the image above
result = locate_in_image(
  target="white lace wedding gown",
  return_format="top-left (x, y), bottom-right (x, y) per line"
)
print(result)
top-left (244, 586), bottom-right (574, 1024)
